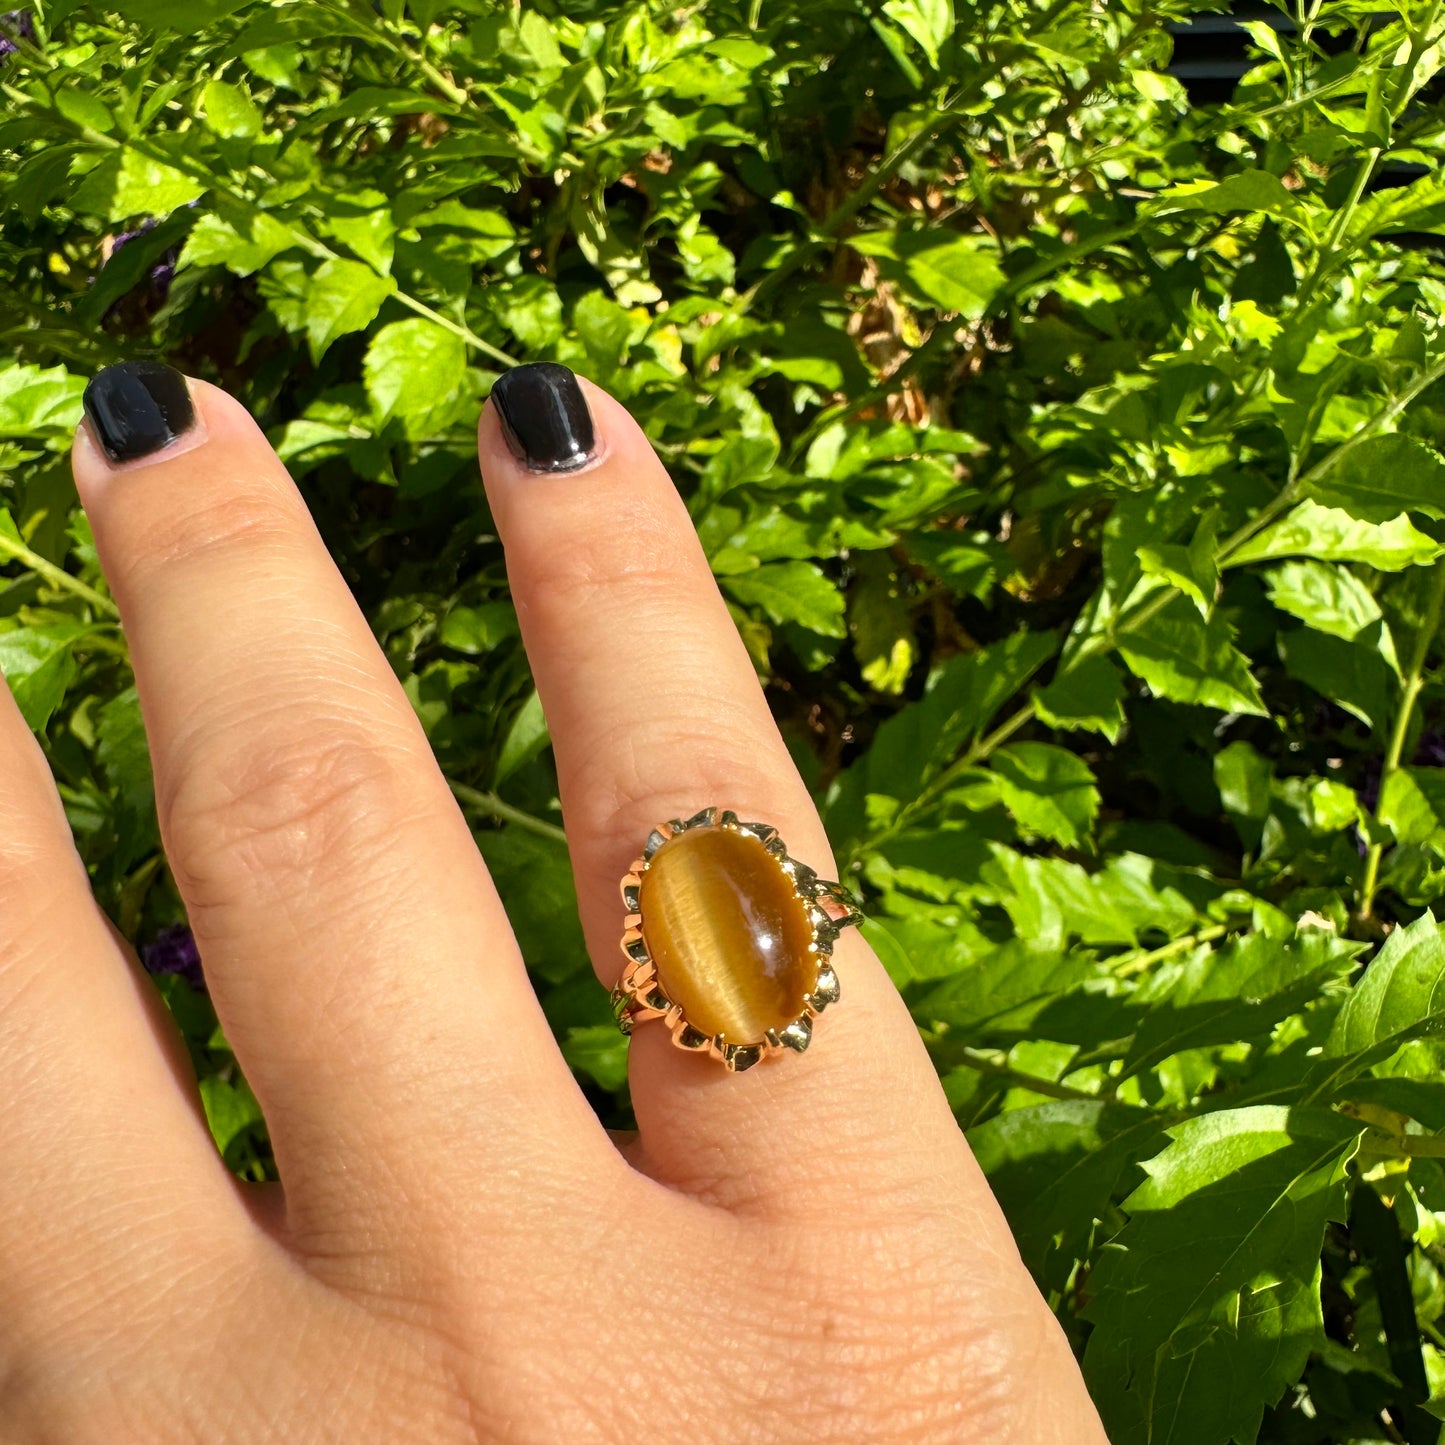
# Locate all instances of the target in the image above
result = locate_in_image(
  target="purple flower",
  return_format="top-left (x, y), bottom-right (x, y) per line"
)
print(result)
top-left (141, 923), bottom-right (205, 989)
top-left (108, 216), bottom-right (158, 257)
top-left (0, 10), bottom-right (34, 59)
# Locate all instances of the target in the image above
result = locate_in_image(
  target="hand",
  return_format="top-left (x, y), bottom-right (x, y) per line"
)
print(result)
top-left (0, 360), bottom-right (1105, 1442)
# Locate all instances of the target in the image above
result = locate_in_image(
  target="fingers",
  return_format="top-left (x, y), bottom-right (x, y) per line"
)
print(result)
top-left (0, 665), bottom-right (250, 1336)
top-left (71, 364), bottom-right (613, 1228)
top-left (479, 365), bottom-right (974, 1214)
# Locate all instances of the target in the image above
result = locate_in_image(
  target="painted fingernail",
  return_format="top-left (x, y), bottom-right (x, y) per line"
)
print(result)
top-left (489, 362), bottom-right (595, 473)
top-left (82, 360), bottom-right (195, 465)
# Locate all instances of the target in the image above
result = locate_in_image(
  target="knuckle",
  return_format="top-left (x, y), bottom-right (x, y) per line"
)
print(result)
top-left (117, 486), bottom-right (305, 591)
top-left (517, 493), bottom-right (702, 617)
top-left (159, 719), bottom-right (421, 898)
top-left (566, 711), bottom-right (812, 868)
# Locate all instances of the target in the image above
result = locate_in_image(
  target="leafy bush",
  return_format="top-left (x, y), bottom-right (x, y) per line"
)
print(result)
top-left (6, 0), bottom-right (1445, 1438)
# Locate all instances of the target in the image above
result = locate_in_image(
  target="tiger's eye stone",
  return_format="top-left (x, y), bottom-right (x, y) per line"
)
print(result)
top-left (638, 824), bottom-right (817, 1045)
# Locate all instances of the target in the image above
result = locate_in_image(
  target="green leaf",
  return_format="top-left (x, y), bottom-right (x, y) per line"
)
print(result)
top-left (0, 624), bottom-right (85, 731)
top-left (1263, 559), bottom-right (1398, 672)
top-left (880, 0), bottom-right (954, 67)
top-left (321, 190), bottom-right (397, 275)
top-left (1308, 913), bottom-right (1445, 1098)
top-left (181, 211), bottom-right (297, 275)
top-left (989, 742), bottom-right (1099, 848)
top-left (201, 78), bottom-right (262, 138)
top-left (1031, 654), bottom-right (1126, 742)
top-left (1138, 510), bottom-right (1220, 618)
top-left (1083, 1105), bottom-right (1364, 1445)
top-left (1380, 768), bottom-right (1445, 848)
top-left (1120, 931), bottom-right (1357, 1081)
top-left (1229, 501), bottom-right (1445, 570)
top-left (1279, 626), bottom-right (1396, 728)
top-left (722, 561), bottom-right (846, 637)
top-left (304, 258), bottom-right (395, 363)
top-left (968, 1101), bottom-right (1167, 1289)
top-left (439, 603), bottom-right (518, 655)
top-left (111, 0), bottom-right (257, 26)
top-left (495, 689), bottom-right (550, 786)
top-left (364, 318), bottom-right (468, 437)
top-left (1305, 434), bottom-right (1445, 523)
top-left (198, 1074), bottom-right (264, 1155)
top-left (1214, 740), bottom-right (1272, 849)
top-left (560, 1024), bottom-right (628, 1093)
top-left (1149, 169), bottom-right (1306, 225)
top-left (848, 229), bottom-right (1004, 319)
top-left (1117, 596), bottom-right (1267, 716)
top-left (76, 148), bottom-right (207, 223)
top-left (0, 363), bottom-right (86, 437)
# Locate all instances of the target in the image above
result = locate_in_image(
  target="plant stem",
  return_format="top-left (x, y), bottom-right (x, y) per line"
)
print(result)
top-left (0, 533), bottom-right (119, 618)
top-left (1112, 924), bottom-right (1230, 978)
top-left (946, 1044), bottom-right (1102, 1103)
top-left (449, 782), bottom-right (568, 844)
top-left (1359, 560), bottom-right (1445, 919)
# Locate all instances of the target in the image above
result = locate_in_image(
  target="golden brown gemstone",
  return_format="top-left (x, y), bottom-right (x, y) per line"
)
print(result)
top-left (638, 824), bottom-right (818, 1044)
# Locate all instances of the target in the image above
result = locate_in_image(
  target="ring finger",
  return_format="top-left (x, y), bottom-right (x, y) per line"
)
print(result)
top-left (478, 364), bottom-right (973, 1214)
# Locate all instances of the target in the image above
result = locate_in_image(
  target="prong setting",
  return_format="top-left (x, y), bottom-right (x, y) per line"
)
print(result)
top-left (609, 807), bottom-right (862, 1070)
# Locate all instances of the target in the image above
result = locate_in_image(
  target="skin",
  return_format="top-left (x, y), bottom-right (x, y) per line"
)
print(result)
top-left (0, 374), bottom-right (1109, 1443)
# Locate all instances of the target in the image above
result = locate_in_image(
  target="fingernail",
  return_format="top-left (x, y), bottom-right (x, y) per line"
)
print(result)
top-left (489, 362), bottom-right (595, 473)
top-left (82, 361), bottom-right (195, 465)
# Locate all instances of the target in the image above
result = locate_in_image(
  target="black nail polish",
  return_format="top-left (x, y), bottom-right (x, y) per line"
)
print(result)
top-left (82, 361), bottom-right (195, 464)
top-left (489, 362), bottom-right (595, 473)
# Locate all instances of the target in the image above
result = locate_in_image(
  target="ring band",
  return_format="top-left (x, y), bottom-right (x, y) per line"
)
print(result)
top-left (610, 807), bottom-right (863, 1072)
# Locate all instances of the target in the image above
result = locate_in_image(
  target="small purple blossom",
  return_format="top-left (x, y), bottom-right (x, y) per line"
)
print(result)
top-left (0, 10), bottom-right (34, 59)
top-left (109, 216), bottom-right (158, 256)
top-left (141, 923), bottom-right (205, 989)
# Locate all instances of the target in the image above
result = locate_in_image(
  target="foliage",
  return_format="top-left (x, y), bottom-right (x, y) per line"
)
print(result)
top-left (5, 0), bottom-right (1445, 1438)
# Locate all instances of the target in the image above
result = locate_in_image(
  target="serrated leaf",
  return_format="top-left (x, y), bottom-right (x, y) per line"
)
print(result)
top-left (0, 363), bottom-right (86, 437)
top-left (80, 148), bottom-right (207, 223)
top-left (1031, 653), bottom-right (1126, 742)
top-left (1263, 559), bottom-right (1399, 672)
top-left (1120, 931), bottom-right (1357, 1080)
top-left (1138, 509), bottom-right (1220, 618)
top-left (722, 561), bottom-right (846, 637)
top-left (364, 318), bottom-right (467, 437)
top-left (1083, 1105), bottom-right (1364, 1445)
top-left (181, 211), bottom-right (297, 275)
top-left (1306, 434), bottom-right (1445, 523)
top-left (989, 742), bottom-right (1099, 848)
top-left (1149, 169), bottom-right (1306, 225)
top-left (968, 1101), bottom-right (1167, 1289)
top-left (1117, 595), bottom-right (1267, 716)
top-left (848, 229), bottom-right (1004, 319)
top-left (304, 258), bottom-right (395, 363)
top-left (1306, 913), bottom-right (1445, 1099)
top-left (1229, 500), bottom-right (1445, 569)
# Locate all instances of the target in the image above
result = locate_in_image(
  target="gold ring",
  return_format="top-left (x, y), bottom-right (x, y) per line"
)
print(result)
top-left (610, 807), bottom-right (863, 1072)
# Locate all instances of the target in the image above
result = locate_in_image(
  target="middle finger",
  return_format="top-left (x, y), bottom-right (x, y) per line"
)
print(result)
top-left (71, 365), bottom-right (615, 1229)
